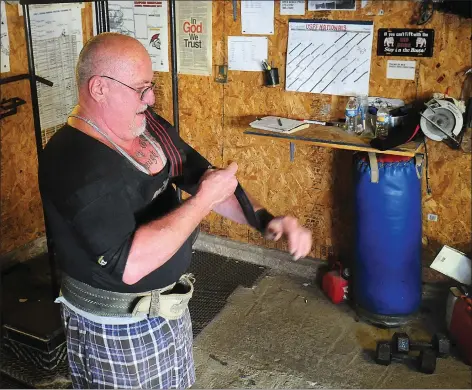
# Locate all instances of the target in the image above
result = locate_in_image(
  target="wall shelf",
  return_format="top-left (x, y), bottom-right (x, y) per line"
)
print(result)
top-left (244, 124), bottom-right (423, 157)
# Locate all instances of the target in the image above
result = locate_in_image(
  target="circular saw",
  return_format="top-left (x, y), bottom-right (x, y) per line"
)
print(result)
top-left (420, 98), bottom-right (463, 143)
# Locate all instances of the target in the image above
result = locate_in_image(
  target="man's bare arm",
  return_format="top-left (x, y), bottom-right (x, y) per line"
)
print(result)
top-left (212, 189), bottom-right (313, 260)
top-left (122, 163), bottom-right (238, 285)
top-left (211, 192), bottom-right (263, 224)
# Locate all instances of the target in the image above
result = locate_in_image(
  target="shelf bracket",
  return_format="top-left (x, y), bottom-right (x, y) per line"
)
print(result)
top-left (290, 142), bottom-right (296, 162)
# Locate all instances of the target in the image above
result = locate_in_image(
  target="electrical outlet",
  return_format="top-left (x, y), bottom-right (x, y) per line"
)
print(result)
top-left (427, 214), bottom-right (438, 222)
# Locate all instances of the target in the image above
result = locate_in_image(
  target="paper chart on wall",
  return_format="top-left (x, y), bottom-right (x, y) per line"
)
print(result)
top-left (228, 36), bottom-right (268, 71)
top-left (30, 4), bottom-right (83, 131)
top-left (107, 1), bottom-right (169, 72)
top-left (134, 1), bottom-right (169, 72)
top-left (108, 1), bottom-right (134, 35)
top-left (386, 60), bottom-right (416, 80)
top-left (285, 20), bottom-right (374, 96)
top-left (280, 0), bottom-right (305, 16)
top-left (18, 2), bottom-right (83, 16)
top-left (1, 1), bottom-right (10, 73)
top-left (241, 0), bottom-right (274, 35)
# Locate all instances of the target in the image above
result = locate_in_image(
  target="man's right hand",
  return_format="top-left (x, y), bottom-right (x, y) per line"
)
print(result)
top-left (196, 162), bottom-right (239, 209)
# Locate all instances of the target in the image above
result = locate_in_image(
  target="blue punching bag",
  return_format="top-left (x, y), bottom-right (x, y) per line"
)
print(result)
top-left (354, 153), bottom-right (423, 327)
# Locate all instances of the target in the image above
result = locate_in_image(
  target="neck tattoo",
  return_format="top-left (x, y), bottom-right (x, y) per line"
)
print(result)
top-left (68, 114), bottom-right (167, 175)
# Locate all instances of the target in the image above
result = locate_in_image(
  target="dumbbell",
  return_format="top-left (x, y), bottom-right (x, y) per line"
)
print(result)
top-left (376, 341), bottom-right (437, 374)
top-left (392, 332), bottom-right (450, 357)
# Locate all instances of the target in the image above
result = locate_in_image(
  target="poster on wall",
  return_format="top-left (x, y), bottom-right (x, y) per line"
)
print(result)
top-left (386, 60), bottom-right (416, 80)
top-left (242, 0), bottom-right (274, 34)
top-left (107, 1), bottom-right (169, 72)
top-left (228, 36), bottom-right (268, 71)
top-left (30, 4), bottom-right (83, 131)
top-left (175, 0), bottom-right (212, 76)
top-left (377, 28), bottom-right (434, 57)
top-left (1, 1), bottom-right (11, 73)
top-left (285, 20), bottom-right (374, 96)
top-left (280, 0), bottom-right (306, 16)
top-left (308, 0), bottom-right (356, 11)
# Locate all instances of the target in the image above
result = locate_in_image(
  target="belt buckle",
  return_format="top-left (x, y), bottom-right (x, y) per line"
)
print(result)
top-left (149, 289), bottom-right (160, 317)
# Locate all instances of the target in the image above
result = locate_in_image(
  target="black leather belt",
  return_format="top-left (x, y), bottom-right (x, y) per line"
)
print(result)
top-left (61, 273), bottom-right (176, 317)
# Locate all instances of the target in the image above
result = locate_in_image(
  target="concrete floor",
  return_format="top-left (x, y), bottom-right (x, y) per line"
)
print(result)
top-left (192, 272), bottom-right (471, 389)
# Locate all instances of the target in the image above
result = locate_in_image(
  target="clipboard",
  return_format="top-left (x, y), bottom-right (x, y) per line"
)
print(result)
top-left (249, 116), bottom-right (309, 134)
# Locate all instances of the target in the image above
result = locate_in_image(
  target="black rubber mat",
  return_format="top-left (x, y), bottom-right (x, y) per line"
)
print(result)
top-left (0, 373), bottom-right (34, 389)
top-left (188, 250), bottom-right (267, 336)
top-left (0, 250), bottom-right (266, 387)
top-left (0, 350), bottom-right (70, 389)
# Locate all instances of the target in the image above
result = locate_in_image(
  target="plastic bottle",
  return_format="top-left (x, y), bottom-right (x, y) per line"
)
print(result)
top-left (375, 102), bottom-right (391, 139)
top-left (356, 94), bottom-right (369, 135)
top-left (345, 97), bottom-right (359, 134)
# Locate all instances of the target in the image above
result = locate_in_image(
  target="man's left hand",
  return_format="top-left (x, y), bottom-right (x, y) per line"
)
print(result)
top-left (265, 216), bottom-right (313, 260)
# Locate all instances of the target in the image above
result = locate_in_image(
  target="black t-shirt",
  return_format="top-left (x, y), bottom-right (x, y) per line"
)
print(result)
top-left (38, 108), bottom-right (211, 293)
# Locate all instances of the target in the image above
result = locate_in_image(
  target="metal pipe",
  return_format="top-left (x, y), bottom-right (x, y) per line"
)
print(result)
top-left (100, 1), bottom-right (107, 33)
top-left (104, 0), bottom-right (110, 32)
top-left (169, 0), bottom-right (179, 134)
top-left (23, 4), bottom-right (43, 157)
top-left (95, 1), bottom-right (101, 34)
top-left (22, 3), bottom-right (59, 298)
top-left (169, 0), bottom-right (181, 201)
top-left (98, 1), bottom-right (104, 34)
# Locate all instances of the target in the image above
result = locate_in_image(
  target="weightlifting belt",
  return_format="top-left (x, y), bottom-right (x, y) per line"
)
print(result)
top-left (60, 273), bottom-right (195, 320)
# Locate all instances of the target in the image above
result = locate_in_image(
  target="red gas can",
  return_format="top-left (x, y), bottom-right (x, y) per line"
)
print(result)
top-left (322, 270), bottom-right (348, 304)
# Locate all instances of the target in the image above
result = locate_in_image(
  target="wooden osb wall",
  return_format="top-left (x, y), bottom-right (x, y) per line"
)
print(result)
top-left (1, 1), bottom-right (470, 275)
top-left (173, 0), bottom-right (472, 268)
top-left (0, 3), bottom-right (94, 256)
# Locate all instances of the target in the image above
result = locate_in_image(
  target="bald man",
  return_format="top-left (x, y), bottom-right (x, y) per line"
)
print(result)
top-left (38, 32), bottom-right (312, 389)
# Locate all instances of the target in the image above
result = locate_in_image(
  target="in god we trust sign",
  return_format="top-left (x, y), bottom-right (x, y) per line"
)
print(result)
top-left (175, 0), bottom-right (212, 76)
top-left (377, 28), bottom-right (434, 57)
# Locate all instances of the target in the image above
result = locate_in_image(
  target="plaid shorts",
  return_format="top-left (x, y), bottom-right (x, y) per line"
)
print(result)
top-left (61, 304), bottom-right (195, 389)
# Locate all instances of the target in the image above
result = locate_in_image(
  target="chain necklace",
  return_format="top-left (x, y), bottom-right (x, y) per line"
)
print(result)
top-left (69, 114), bottom-right (167, 175)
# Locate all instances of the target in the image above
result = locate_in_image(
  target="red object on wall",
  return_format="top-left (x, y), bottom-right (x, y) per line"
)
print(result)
top-left (449, 296), bottom-right (472, 365)
top-left (322, 270), bottom-right (348, 304)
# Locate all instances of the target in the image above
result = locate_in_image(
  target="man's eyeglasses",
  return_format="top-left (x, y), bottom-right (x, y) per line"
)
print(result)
top-left (98, 75), bottom-right (155, 101)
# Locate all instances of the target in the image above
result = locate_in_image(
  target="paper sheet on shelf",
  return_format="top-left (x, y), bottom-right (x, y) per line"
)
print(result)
top-left (1, 1), bottom-right (10, 73)
top-left (242, 0), bottom-right (274, 35)
top-left (249, 116), bottom-right (308, 133)
top-left (280, 0), bottom-right (306, 15)
top-left (228, 36), bottom-right (268, 72)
